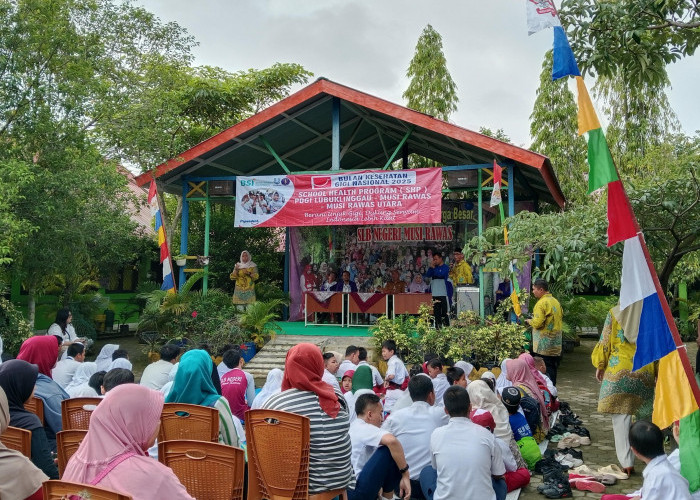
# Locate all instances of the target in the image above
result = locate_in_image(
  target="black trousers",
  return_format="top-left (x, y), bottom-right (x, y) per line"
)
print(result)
top-left (433, 296), bottom-right (449, 329)
top-left (539, 354), bottom-right (560, 386)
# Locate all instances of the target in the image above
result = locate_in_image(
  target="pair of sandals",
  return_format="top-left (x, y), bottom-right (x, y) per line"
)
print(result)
top-left (570, 464), bottom-right (627, 484)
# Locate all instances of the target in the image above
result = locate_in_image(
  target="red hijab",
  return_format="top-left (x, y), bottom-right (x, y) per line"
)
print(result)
top-left (282, 343), bottom-right (340, 418)
top-left (17, 336), bottom-right (59, 377)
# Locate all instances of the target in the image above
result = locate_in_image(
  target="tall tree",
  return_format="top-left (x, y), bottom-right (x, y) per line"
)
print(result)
top-left (560, 0), bottom-right (700, 86)
top-left (529, 51), bottom-right (588, 205)
top-left (0, 0), bottom-right (195, 325)
top-left (403, 24), bottom-right (458, 121)
top-left (594, 69), bottom-right (680, 173)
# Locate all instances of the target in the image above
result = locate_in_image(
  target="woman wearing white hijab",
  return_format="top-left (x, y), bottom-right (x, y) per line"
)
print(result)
top-left (467, 379), bottom-right (513, 442)
top-left (251, 368), bottom-right (283, 410)
top-left (454, 361), bottom-right (474, 383)
top-left (107, 357), bottom-right (133, 372)
top-left (495, 359), bottom-right (511, 395)
top-left (95, 344), bottom-right (119, 372)
top-left (65, 362), bottom-right (99, 398)
top-left (230, 250), bottom-right (259, 305)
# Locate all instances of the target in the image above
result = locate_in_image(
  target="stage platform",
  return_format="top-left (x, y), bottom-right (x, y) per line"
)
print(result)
top-left (278, 321), bottom-right (371, 337)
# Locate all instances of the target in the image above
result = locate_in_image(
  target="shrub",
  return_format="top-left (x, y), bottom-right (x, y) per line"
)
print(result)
top-left (0, 296), bottom-right (33, 356)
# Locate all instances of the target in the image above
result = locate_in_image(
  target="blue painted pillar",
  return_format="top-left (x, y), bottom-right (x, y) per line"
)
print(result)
top-left (179, 181), bottom-right (190, 290)
top-left (332, 97), bottom-right (340, 170)
top-left (507, 165), bottom-right (515, 217)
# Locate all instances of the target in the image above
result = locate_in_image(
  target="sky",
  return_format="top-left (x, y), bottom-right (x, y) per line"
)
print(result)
top-left (138, 0), bottom-right (699, 148)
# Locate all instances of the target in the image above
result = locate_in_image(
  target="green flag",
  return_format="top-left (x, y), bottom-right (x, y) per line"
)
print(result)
top-left (587, 128), bottom-right (618, 193)
top-left (680, 409), bottom-right (700, 493)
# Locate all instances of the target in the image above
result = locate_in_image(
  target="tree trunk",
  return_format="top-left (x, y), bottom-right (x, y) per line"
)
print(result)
top-left (27, 287), bottom-right (36, 330)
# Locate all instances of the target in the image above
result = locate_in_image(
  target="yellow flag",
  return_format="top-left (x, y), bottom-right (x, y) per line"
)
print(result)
top-left (510, 290), bottom-right (521, 316)
top-left (652, 350), bottom-right (699, 429)
top-left (576, 76), bottom-right (601, 136)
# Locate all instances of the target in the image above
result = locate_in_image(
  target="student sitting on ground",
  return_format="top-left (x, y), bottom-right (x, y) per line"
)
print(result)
top-left (629, 421), bottom-right (691, 500)
top-left (471, 408), bottom-right (530, 493)
top-left (337, 345), bottom-right (359, 380)
top-left (322, 352), bottom-right (341, 391)
top-left (101, 368), bottom-right (134, 393)
top-left (445, 366), bottom-right (467, 387)
top-left (382, 340), bottom-right (409, 412)
top-left (420, 385), bottom-right (505, 500)
top-left (140, 344), bottom-right (180, 391)
top-left (426, 359), bottom-right (450, 406)
top-left (501, 386), bottom-right (542, 470)
top-left (348, 393), bottom-right (411, 500)
top-left (383, 375), bottom-right (449, 497)
top-left (357, 346), bottom-right (384, 391)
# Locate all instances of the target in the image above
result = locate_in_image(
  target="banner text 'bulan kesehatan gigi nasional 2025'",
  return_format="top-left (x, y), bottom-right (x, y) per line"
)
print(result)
top-left (234, 168), bottom-right (443, 228)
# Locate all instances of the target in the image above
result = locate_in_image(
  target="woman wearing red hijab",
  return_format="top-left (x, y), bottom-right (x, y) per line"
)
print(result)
top-left (16, 336), bottom-right (68, 450)
top-left (263, 343), bottom-right (354, 495)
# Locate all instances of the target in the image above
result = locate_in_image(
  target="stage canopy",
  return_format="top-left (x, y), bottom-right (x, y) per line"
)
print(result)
top-left (135, 78), bottom-right (564, 209)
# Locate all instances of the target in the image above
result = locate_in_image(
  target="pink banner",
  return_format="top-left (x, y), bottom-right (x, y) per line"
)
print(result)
top-left (234, 168), bottom-right (442, 228)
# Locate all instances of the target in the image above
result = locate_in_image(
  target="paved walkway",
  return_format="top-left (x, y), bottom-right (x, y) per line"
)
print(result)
top-left (522, 339), bottom-right (650, 499)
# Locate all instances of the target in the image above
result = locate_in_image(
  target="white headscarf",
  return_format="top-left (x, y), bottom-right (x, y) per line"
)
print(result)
top-left (468, 380), bottom-right (513, 442)
top-left (107, 358), bottom-right (133, 371)
top-left (454, 361), bottom-right (474, 382)
top-left (95, 344), bottom-right (119, 371)
top-left (495, 359), bottom-right (511, 395)
top-left (237, 250), bottom-right (256, 269)
top-left (251, 368), bottom-right (283, 410)
top-left (65, 362), bottom-right (99, 398)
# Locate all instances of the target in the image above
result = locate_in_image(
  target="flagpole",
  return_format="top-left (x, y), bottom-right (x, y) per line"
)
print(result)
top-left (153, 180), bottom-right (178, 294)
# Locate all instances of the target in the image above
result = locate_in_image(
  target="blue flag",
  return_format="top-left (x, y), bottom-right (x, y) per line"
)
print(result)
top-left (552, 26), bottom-right (581, 80)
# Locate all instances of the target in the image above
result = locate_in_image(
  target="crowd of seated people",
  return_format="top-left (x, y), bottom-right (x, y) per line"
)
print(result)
top-left (1, 334), bottom-right (698, 500)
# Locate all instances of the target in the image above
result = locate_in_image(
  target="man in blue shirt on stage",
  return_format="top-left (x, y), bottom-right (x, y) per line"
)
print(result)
top-left (427, 252), bottom-right (450, 328)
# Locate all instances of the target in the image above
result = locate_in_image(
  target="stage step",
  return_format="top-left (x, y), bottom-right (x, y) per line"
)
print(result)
top-left (245, 334), bottom-right (377, 386)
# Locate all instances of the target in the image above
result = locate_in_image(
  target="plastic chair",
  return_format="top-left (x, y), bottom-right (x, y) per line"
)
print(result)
top-left (159, 403), bottom-right (219, 443)
top-left (0, 425), bottom-right (31, 457)
top-left (158, 440), bottom-right (245, 500)
top-left (56, 429), bottom-right (88, 477)
top-left (25, 396), bottom-right (44, 425)
top-left (42, 480), bottom-right (132, 500)
top-left (245, 409), bottom-right (348, 500)
top-left (61, 397), bottom-right (102, 430)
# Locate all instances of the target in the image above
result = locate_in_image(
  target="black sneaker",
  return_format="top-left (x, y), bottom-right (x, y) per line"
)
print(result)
top-left (546, 423), bottom-right (569, 439)
top-left (541, 480), bottom-right (573, 498)
top-left (571, 426), bottom-right (590, 438)
top-left (559, 447), bottom-right (583, 460)
top-left (558, 414), bottom-right (583, 426)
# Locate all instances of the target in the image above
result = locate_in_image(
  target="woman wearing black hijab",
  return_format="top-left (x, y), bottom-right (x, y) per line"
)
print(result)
top-left (0, 360), bottom-right (59, 479)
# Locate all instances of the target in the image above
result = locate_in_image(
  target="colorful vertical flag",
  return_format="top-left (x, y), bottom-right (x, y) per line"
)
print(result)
top-left (148, 181), bottom-right (176, 293)
top-left (526, 0), bottom-right (560, 35)
top-left (524, 0), bottom-right (700, 430)
top-left (490, 160), bottom-right (503, 207)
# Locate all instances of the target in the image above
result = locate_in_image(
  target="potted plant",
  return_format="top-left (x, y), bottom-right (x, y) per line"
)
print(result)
top-left (174, 254), bottom-right (187, 266)
top-left (239, 299), bottom-right (286, 357)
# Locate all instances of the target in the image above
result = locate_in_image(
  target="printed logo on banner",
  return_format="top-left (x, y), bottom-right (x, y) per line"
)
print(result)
top-left (311, 176), bottom-right (332, 189)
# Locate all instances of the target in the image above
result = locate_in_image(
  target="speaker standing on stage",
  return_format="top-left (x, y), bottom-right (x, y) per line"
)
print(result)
top-left (427, 252), bottom-right (450, 328)
top-left (230, 250), bottom-right (258, 305)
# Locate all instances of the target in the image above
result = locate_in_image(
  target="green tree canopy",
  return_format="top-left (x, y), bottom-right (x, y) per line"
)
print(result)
top-left (560, 0), bottom-right (700, 85)
top-left (403, 24), bottom-right (458, 121)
